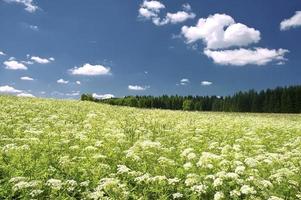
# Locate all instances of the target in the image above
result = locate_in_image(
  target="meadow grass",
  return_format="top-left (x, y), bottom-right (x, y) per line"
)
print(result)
top-left (0, 96), bottom-right (300, 199)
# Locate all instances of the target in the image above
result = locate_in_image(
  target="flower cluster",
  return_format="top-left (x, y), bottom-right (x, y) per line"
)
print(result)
top-left (0, 95), bottom-right (300, 199)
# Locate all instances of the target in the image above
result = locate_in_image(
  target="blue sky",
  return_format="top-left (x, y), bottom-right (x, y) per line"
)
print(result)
top-left (0, 0), bottom-right (301, 99)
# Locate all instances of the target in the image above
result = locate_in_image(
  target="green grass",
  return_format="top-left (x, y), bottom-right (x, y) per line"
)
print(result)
top-left (0, 95), bottom-right (301, 199)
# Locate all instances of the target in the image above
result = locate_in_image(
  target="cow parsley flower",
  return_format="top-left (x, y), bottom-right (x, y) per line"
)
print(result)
top-left (240, 185), bottom-right (256, 195)
top-left (117, 165), bottom-right (131, 174)
top-left (172, 192), bottom-right (183, 199)
top-left (213, 178), bottom-right (223, 188)
top-left (46, 179), bottom-right (62, 190)
top-left (214, 191), bottom-right (224, 200)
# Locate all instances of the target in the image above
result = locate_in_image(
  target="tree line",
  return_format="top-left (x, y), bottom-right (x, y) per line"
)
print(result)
top-left (81, 85), bottom-right (301, 113)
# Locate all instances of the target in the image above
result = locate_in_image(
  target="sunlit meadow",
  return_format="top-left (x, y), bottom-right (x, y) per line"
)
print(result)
top-left (0, 96), bottom-right (301, 199)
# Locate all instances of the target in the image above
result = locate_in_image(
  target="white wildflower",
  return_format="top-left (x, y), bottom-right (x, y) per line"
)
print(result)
top-left (191, 184), bottom-right (207, 194)
top-left (172, 192), bottom-right (183, 199)
top-left (46, 179), bottom-right (62, 190)
top-left (117, 165), bottom-right (131, 174)
top-left (235, 165), bottom-right (245, 174)
top-left (214, 191), bottom-right (225, 200)
top-left (183, 162), bottom-right (193, 170)
top-left (268, 196), bottom-right (284, 200)
top-left (244, 158), bottom-right (258, 167)
top-left (30, 189), bottom-right (43, 197)
top-left (168, 178), bottom-right (180, 185)
top-left (65, 180), bottom-right (77, 192)
top-left (240, 185), bottom-right (256, 195)
top-left (213, 178), bottom-right (223, 188)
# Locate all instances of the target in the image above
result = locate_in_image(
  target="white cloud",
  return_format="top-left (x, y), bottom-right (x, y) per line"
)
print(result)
top-left (29, 25), bottom-right (38, 31)
top-left (204, 48), bottom-right (289, 66)
top-left (166, 11), bottom-right (195, 24)
top-left (128, 85), bottom-right (150, 91)
top-left (92, 93), bottom-right (115, 100)
top-left (139, 1), bottom-right (194, 26)
top-left (182, 3), bottom-right (191, 12)
top-left (0, 51), bottom-right (6, 56)
top-left (280, 11), bottom-right (301, 31)
top-left (31, 56), bottom-right (53, 64)
top-left (21, 60), bottom-right (34, 65)
top-left (153, 11), bottom-right (195, 26)
top-left (70, 63), bottom-right (111, 76)
top-left (139, 7), bottom-right (157, 19)
top-left (3, 60), bottom-right (27, 70)
top-left (180, 78), bottom-right (190, 85)
top-left (20, 76), bottom-right (34, 81)
top-left (142, 0), bottom-right (165, 12)
top-left (3, 0), bottom-right (39, 13)
top-left (201, 81), bottom-right (213, 86)
top-left (0, 85), bottom-right (22, 93)
top-left (57, 79), bottom-right (69, 84)
top-left (49, 57), bottom-right (55, 61)
top-left (181, 13), bottom-right (261, 49)
top-left (138, 0), bottom-right (164, 19)
top-left (76, 81), bottom-right (81, 85)
top-left (17, 92), bottom-right (35, 97)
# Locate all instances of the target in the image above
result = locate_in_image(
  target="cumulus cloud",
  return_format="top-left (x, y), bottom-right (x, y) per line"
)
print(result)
top-left (0, 85), bottom-right (22, 93)
top-left (21, 60), bottom-right (34, 65)
top-left (92, 93), bottom-right (115, 100)
top-left (20, 76), bottom-right (34, 81)
top-left (0, 51), bottom-right (6, 56)
top-left (57, 79), bottom-right (69, 84)
top-left (70, 63), bottom-right (111, 76)
top-left (17, 92), bottom-right (35, 97)
top-left (154, 10), bottom-right (195, 26)
top-left (31, 56), bottom-right (53, 64)
top-left (280, 11), bottom-right (301, 31)
top-left (3, 0), bottom-right (39, 13)
top-left (128, 85), bottom-right (150, 91)
top-left (201, 81), bottom-right (213, 86)
top-left (29, 25), bottom-right (39, 31)
top-left (139, 1), bottom-right (195, 26)
top-left (204, 48), bottom-right (289, 66)
top-left (181, 13), bottom-right (261, 49)
top-left (76, 81), bottom-right (81, 85)
top-left (180, 78), bottom-right (190, 85)
top-left (3, 60), bottom-right (27, 70)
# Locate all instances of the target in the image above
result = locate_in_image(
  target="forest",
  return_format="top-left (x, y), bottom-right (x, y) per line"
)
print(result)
top-left (81, 85), bottom-right (301, 113)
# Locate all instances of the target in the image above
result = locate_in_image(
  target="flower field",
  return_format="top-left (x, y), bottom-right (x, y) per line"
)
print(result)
top-left (0, 96), bottom-right (301, 199)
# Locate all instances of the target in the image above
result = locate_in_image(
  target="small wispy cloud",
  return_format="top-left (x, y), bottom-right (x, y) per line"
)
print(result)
top-left (92, 93), bottom-right (115, 99)
top-left (180, 78), bottom-right (190, 85)
top-left (17, 92), bottom-right (35, 97)
top-left (128, 85), bottom-right (150, 91)
top-left (201, 81), bottom-right (213, 86)
top-left (3, 0), bottom-right (39, 13)
top-left (31, 56), bottom-right (54, 64)
top-left (57, 79), bottom-right (69, 84)
top-left (29, 25), bottom-right (39, 31)
top-left (20, 76), bottom-right (34, 81)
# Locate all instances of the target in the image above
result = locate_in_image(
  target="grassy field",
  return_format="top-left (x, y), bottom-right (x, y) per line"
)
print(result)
top-left (0, 96), bottom-right (300, 199)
